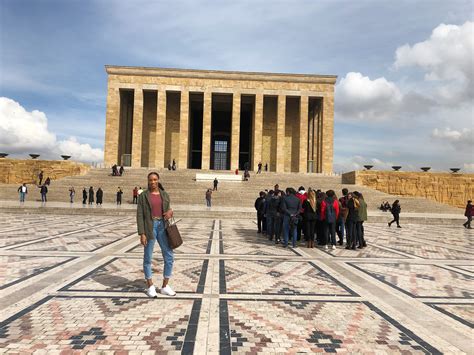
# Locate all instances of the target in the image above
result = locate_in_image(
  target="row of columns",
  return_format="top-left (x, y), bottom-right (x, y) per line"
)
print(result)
top-left (106, 87), bottom-right (329, 172)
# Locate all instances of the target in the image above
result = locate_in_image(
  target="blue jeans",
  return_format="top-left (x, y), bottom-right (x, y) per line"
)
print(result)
top-left (336, 218), bottom-right (345, 243)
top-left (283, 215), bottom-right (297, 247)
top-left (41, 193), bottom-right (47, 202)
top-left (143, 219), bottom-right (174, 279)
top-left (19, 192), bottom-right (25, 202)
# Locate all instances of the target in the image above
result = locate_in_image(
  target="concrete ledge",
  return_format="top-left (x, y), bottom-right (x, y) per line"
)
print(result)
top-left (195, 173), bottom-right (243, 182)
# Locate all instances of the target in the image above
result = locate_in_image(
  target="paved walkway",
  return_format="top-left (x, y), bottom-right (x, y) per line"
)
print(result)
top-left (0, 211), bottom-right (472, 354)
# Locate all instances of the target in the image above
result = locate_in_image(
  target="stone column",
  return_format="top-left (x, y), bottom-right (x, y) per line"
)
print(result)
top-left (321, 94), bottom-right (334, 173)
top-left (154, 89), bottom-right (166, 168)
top-left (251, 93), bottom-right (263, 171)
top-left (131, 88), bottom-right (143, 168)
top-left (201, 91), bottom-right (212, 170)
top-left (299, 96), bottom-right (308, 173)
top-left (230, 92), bottom-right (241, 170)
top-left (178, 90), bottom-right (189, 169)
top-left (104, 85), bottom-right (120, 167)
top-left (275, 94), bottom-right (286, 172)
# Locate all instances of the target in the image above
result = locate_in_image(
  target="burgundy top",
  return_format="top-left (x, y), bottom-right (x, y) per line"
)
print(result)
top-left (149, 193), bottom-right (163, 218)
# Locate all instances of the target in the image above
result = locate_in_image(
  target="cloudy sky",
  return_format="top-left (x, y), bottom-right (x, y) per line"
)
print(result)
top-left (0, 0), bottom-right (472, 172)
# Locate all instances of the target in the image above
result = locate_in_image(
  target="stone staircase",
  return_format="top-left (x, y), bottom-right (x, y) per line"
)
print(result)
top-left (0, 168), bottom-right (463, 214)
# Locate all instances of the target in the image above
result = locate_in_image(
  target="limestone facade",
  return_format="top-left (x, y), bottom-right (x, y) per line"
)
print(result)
top-left (342, 170), bottom-right (474, 209)
top-left (0, 159), bottom-right (90, 184)
top-left (104, 66), bottom-right (336, 173)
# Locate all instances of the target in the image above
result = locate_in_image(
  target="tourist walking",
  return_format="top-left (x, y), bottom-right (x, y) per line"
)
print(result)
top-left (18, 183), bottom-right (27, 203)
top-left (38, 171), bottom-right (44, 185)
top-left (133, 187), bottom-right (139, 204)
top-left (172, 159), bottom-right (177, 170)
top-left (116, 187), bottom-right (123, 205)
top-left (463, 200), bottom-right (473, 229)
top-left (137, 172), bottom-right (175, 297)
top-left (213, 178), bottom-right (218, 191)
top-left (281, 187), bottom-right (302, 248)
top-left (119, 166), bottom-right (124, 176)
top-left (96, 188), bottom-right (103, 206)
top-left (69, 187), bottom-right (75, 203)
top-left (355, 192), bottom-right (367, 248)
top-left (388, 200), bottom-right (401, 228)
top-left (302, 189), bottom-right (317, 248)
top-left (88, 187), bottom-right (94, 205)
top-left (264, 163), bottom-right (268, 172)
top-left (205, 189), bottom-right (212, 208)
top-left (40, 184), bottom-right (48, 203)
top-left (257, 162), bottom-right (262, 174)
top-left (255, 191), bottom-right (266, 234)
top-left (44, 177), bottom-right (51, 186)
top-left (82, 188), bottom-right (87, 204)
top-left (321, 190), bottom-right (340, 250)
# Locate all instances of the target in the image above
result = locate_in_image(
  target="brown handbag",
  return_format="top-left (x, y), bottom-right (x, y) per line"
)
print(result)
top-left (165, 217), bottom-right (183, 249)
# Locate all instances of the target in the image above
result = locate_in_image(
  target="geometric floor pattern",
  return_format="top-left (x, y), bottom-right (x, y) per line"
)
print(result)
top-left (0, 212), bottom-right (472, 354)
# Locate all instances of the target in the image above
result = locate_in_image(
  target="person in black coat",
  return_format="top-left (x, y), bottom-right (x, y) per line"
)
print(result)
top-left (96, 188), bottom-right (103, 205)
top-left (82, 188), bottom-right (87, 204)
top-left (302, 189), bottom-right (317, 248)
top-left (116, 187), bottom-right (123, 205)
top-left (254, 191), bottom-right (266, 233)
top-left (345, 193), bottom-right (359, 249)
top-left (88, 186), bottom-right (94, 205)
top-left (388, 200), bottom-right (401, 228)
top-left (40, 185), bottom-right (48, 202)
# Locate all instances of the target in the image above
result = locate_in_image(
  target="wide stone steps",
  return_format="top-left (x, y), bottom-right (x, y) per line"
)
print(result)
top-left (0, 168), bottom-right (463, 214)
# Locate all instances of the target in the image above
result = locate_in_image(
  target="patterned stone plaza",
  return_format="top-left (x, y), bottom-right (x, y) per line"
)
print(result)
top-left (0, 212), bottom-right (472, 354)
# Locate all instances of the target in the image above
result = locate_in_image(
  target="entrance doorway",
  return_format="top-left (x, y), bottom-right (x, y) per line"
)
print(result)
top-left (211, 94), bottom-right (232, 170)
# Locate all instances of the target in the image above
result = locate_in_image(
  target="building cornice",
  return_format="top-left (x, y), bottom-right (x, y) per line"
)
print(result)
top-left (105, 65), bottom-right (337, 85)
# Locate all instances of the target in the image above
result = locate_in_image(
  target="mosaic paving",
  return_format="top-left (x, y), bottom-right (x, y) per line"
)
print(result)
top-left (0, 296), bottom-right (200, 353)
top-left (221, 260), bottom-right (356, 296)
top-left (0, 255), bottom-right (75, 290)
top-left (0, 212), bottom-right (472, 353)
top-left (220, 300), bottom-right (441, 354)
top-left (61, 257), bottom-right (208, 294)
top-left (426, 303), bottom-right (474, 328)
top-left (349, 262), bottom-right (474, 298)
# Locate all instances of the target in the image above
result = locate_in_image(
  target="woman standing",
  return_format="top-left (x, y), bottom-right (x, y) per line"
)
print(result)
top-left (96, 187), bottom-right (103, 206)
top-left (116, 187), bottom-right (123, 205)
top-left (302, 189), bottom-right (317, 248)
top-left (137, 172), bottom-right (175, 297)
top-left (388, 200), bottom-right (401, 228)
top-left (88, 186), bottom-right (94, 205)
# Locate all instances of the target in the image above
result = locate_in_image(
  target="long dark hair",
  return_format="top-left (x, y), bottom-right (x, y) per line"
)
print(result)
top-left (147, 172), bottom-right (165, 190)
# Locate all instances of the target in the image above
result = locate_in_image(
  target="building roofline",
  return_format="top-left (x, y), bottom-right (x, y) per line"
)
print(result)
top-left (105, 65), bottom-right (337, 84)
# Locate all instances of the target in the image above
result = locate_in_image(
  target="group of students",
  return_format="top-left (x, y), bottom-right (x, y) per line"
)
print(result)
top-left (254, 185), bottom-right (369, 249)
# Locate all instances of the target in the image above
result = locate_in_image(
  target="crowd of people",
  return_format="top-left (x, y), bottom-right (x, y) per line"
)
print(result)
top-left (255, 185), bottom-right (380, 249)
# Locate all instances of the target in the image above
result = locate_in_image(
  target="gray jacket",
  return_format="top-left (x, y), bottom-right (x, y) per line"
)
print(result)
top-left (282, 194), bottom-right (302, 216)
top-left (137, 189), bottom-right (171, 240)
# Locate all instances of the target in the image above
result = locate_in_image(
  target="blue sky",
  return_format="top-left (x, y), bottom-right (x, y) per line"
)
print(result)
top-left (0, 0), bottom-right (472, 171)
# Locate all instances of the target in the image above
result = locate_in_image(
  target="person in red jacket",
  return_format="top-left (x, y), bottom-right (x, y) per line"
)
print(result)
top-left (320, 190), bottom-right (340, 250)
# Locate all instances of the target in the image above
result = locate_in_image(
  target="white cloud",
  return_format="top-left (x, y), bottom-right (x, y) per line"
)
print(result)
top-left (463, 163), bottom-right (474, 172)
top-left (431, 127), bottom-right (474, 151)
top-left (0, 97), bottom-right (103, 163)
top-left (395, 21), bottom-right (474, 104)
top-left (335, 72), bottom-right (403, 121)
top-left (333, 155), bottom-right (416, 173)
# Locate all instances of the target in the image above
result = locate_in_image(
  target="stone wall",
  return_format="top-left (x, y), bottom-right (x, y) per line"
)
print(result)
top-left (342, 170), bottom-right (474, 208)
top-left (0, 159), bottom-right (91, 185)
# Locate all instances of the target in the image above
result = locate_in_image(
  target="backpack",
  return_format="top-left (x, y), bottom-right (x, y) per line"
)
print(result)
top-left (325, 198), bottom-right (336, 223)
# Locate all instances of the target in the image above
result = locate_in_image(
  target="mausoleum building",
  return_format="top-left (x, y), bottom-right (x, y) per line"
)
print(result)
top-left (104, 66), bottom-right (336, 173)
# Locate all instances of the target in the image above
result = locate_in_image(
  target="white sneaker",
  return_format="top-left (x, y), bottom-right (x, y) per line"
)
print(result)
top-left (331, 245), bottom-right (336, 250)
top-left (146, 285), bottom-right (158, 298)
top-left (160, 285), bottom-right (176, 296)
top-left (324, 245), bottom-right (328, 250)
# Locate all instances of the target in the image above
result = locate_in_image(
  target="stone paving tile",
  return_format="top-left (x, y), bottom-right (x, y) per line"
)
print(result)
top-left (0, 255), bottom-right (75, 290)
top-left (60, 257), bottom-right (208, 294)
top-left (220, 240), bottom-right (302, 256)
top-left (318, 244), bottom-right (410, 259)
top-left (11, 225), bottom-right (135, 252)
top-left (221, 260), bottom-right (357, 296)
top-left (349, 262), bottom-right (474, 298)
top-left (426, 303), bottom-right (473, 328)
top-left (0, 296), bottom-right (200, 353)
top-left (220, 299), bottom-right (441, 354)
top-left (127, 238), bottom-right (212, 255)
top-left (448, 264), bottom-right (474, 274)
